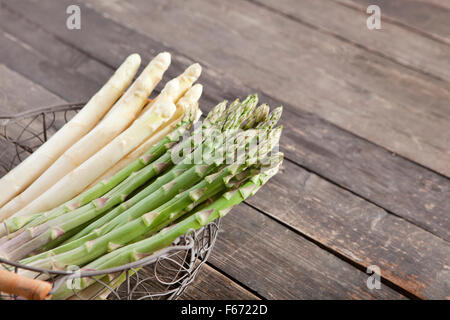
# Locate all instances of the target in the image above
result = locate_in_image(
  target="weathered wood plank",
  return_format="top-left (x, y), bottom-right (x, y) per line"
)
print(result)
top-left (3, 0), bottom-right (449, 243)
top-left (0, 5), bottom-right (110, 102)
top-left (1, 0), bottom-right (447, 298)
top-left (337, 0), bottom-right (450, 45)
top-left (246, 160), bottom-right (450, 299)
top-left (252, 0), bottom-right (450, 82)
top-left (180, 264), bottom-right (259, 300)
top-left (0, 9), bottom-right (408, 300)
top-left (0, 31), bottom-right (98, 102)
top-left (0, 65), bottom-right (64, 114)
top-left (75, 0), bottom-right (450, 178)
top-left (278, 107), bottom-right (450, 242)
top-left (210, 204), bottom-right (405, 299)
top-left (0, 4), bottom-right (113, 87)
top-left (0, 65), bottom-right (65, 176)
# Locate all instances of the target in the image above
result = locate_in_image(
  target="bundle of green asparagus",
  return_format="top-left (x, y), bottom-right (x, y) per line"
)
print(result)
top-left (0, 55), bottom-right (283, 300)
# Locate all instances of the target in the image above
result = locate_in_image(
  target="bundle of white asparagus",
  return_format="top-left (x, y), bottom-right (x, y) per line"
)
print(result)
top-left (0, 52), bottom-right (283, 300)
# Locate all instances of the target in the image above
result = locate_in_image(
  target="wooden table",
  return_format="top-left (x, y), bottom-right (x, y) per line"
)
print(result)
top-left (0, 0), bottom-right (448, 299)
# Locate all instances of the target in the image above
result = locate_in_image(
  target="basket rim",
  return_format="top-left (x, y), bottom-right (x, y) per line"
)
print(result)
top-left (0, 238), bottom-right (195, 278)
top-left (0, 102), bottom-right (85, 120)
top-left (0, 221), bottom-right (220, 298)
top-left (0, 222), bottom-right (220, 277)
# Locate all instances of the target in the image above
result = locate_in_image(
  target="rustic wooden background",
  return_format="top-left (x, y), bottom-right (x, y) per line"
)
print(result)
top-left (0, 0), bottom-right (449, 299)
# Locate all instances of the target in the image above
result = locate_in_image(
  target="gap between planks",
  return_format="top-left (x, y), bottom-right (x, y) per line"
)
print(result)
top-left (243, 200), bottom-right (419, 300)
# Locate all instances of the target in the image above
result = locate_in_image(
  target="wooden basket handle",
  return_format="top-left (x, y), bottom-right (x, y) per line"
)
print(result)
top-left (0, 269), bottom-right (52, 300)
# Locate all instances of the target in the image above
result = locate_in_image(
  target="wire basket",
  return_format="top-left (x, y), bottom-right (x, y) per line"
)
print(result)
top-left (0, 103), bottom-right (220, 300)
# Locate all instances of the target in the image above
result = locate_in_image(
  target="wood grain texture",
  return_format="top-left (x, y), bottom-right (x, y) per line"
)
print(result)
top-left (0, 5), bottom-right (113, 87)
top-left (277, 107), bottom-right (450, 242)
top-left (0, 0), bottom-right (447, 298)
top-left (0, 4), bottom-right (111, 102)
top-left (337, 0), bottom-right (450, 45)
top-left (246, 160), bottom-right (450, 299)
top-left (0, 65), bottom-right (65, 176)
top-left (180, 264), bottom-right (259, 300)
top-left (0, 65), bottom-right (63, 114)
top-left (210, 204), bottom-right (405, 299)
top-left (3, 0), bottom-right (449, 242)
top-left (76, 0), bottom-right (450, 178)
top-left (252, 0), bottom-right (450, 82)
top-left (0, 3), bottom-right (409, 299)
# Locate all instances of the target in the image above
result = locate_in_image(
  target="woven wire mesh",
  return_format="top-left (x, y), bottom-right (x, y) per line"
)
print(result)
top-left (0, 103), bottom-right (220, 300)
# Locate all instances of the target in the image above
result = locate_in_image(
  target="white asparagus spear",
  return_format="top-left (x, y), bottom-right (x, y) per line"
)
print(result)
top-left (0, 53), bottom-right (141, 212)
top-left (86, 103), bottom-right (186, 189)
top-left (11, 83), bottom-right (203, 218)
top-left (85, 64), bottom-right (203, 188)
top-left (137, 63), bottom-right (202, 117)
top-left (0, 53), bottom-right (170, 221)
top-left (86, 99), bottom-right (201, 190)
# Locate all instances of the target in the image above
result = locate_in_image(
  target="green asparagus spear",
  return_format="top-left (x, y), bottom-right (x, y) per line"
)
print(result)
top-left (24, 157), bottom-right (253, 270)
top-left (0, 104), bottom-right (199, 239)
top-left (242, 103), bottom-right (270, 130)
top-left (51, 153), bottom-right (283, 300)
top-left (21, 125), bottom-right (268, 265)
top-left (3, 98), bottom-right (258, 260)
